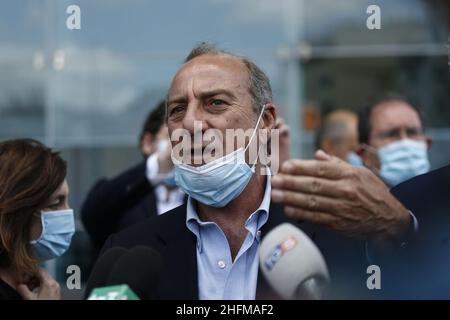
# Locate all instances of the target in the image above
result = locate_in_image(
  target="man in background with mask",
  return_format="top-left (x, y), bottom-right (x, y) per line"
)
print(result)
top-left (316, 110), bottom-right (362, 166)
top-left (81, 100), bottom-right (185, 253)
top-left (270, 95), bottom-right (430, 243)
top-left (270, 94), bottom-right (433, 297)
top-left (358, 94), bottom-right (431, 187)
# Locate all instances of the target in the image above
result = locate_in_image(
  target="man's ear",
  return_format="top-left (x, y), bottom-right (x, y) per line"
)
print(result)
top-left (356, 145), bottom-right (365, 157)
top-left (262, 103), bottom-right (276, 128)
top-left (359, 144), bottom-right (370, 166)
top-left (359, 144), bottom-right (380, 171)
top-left (260, 103), bottom-right (277, 145)
top-left (425, 136), bottom-right (433, 148)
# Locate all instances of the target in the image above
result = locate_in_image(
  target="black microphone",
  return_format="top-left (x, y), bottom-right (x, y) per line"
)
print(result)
top-left (105, 246), bottom-right (163, 300)
top-left (84, 247), bottom-right (127, 299)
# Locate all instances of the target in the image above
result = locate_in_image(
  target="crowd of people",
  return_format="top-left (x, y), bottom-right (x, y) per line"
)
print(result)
top-left (0, 42), bottom-right (448, 300)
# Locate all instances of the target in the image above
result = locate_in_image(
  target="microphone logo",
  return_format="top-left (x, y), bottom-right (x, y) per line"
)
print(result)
top-left (264, 235), bottom-right (298, 271)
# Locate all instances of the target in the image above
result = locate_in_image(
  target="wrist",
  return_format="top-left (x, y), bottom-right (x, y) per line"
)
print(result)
top-left (371, 207), bottom-right (412, 250)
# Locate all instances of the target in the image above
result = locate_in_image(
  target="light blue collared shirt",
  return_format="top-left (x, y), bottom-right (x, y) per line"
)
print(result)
top-left (186, 176), bottom-right (271, 300)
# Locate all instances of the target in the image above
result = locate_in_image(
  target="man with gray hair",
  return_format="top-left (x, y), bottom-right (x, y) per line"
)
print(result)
top-left (99, 42), bottom-right (296, 299)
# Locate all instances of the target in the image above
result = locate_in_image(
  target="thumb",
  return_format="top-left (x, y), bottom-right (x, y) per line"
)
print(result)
top-left (315, 149), bottom-right (332, 161)
top-left (16, 284), bottom-right (36, 300)
top-left (315, 149), bottom-right (346, 166)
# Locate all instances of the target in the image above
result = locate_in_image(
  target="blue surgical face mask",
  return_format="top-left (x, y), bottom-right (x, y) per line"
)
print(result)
top-left (346, 151), bottom-right (363, 167)
top-left (157, 140), bottom-right (169, 153)
top-left (163, 172), bottom-right (177, 187)
top-left (172, 106), bottom-right (265, 207)
top-left (30, 209), bottom-right (75, 261)
top-left (156, 140), bottom-right (178, 187)
top-left (377, 139), bottom-right (430, 187)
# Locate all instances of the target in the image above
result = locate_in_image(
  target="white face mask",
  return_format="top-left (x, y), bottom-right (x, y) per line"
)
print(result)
top-left (172, 106), bottom-right (266, 207)
top-left (157, 140), bottom-right (170, 153)
top-left (346, 151), bottom-right (363, 167)
top-left (30, 209), bottom-right (75, 261)
top-left (377, 139), bottom-right (430, 187)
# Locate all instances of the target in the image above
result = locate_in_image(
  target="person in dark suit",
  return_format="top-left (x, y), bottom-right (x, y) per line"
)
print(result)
top-left (270, 150), bottom-right (420, 299)
top-left (102, 201), bottom-right (295, 299)
top-left (97, 42), bottom-right (382, 300)
top-left (384, 164), bottom-right (450, 298)
top-left (271, 146), bottom-right (450, 298)
top-left (81, 101), bottom-right (185, 250)
top-left (99, 42), bottom-right (302, 300)
top-left (391, 164), bottom-right (450, 234)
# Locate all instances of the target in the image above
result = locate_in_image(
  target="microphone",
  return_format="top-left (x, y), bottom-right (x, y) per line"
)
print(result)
top-left (84, 247), bottom-right (127, 299)
top-left (88, 246), bottom-right (163, 300)
top-left (259, 223), bottom-right (330, 300)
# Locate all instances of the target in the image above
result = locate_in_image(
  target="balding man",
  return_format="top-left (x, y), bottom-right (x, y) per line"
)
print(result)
top-left (99, 43), bottom-right (299, 299)
top-left (317, 110), bottom-right (362, 166)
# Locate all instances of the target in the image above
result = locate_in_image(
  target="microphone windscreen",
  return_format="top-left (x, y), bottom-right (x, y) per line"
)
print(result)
top-left (84, 247), bottom-right (127, 299)
top-left (259, 223), bottom-right (330, 300)
top-left (106, 246), bottom-right (163, 300)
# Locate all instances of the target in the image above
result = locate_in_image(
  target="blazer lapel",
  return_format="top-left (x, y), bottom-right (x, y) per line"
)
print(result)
top-left (155, 202), bottom-right (306, 299)
top-left (163, 231), bottom-right (198, 299)
top-left (146, 190), bottom-right (158, 217)
top-left (156, 203), bottom-right (199, 299)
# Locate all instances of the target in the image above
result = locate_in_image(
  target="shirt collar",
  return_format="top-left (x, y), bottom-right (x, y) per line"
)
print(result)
top-left (186, 174), bottom-right (271, 244)
top-left (245, 174), bottom-right (271, 238)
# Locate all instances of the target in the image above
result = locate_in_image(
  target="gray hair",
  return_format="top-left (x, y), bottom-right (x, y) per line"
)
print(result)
top-left (184, 42), bottom-right (273, 113)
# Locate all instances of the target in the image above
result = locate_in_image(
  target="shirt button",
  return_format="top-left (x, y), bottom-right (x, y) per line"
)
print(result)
top-left (257, 231), bottom-right (262, 237)
top-left (217, 260), bottom-right (226, 269)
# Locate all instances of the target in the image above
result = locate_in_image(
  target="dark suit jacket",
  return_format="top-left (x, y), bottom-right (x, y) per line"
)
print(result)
top-left (100, 201), bottom-right (369, 299)
top-left (0, 278), bottom-right (21, 300)
top-left (81, 161), bottom-right (158, 249)
top-left (387, 165), bottom-right (450, 298)
top-left (392, 165), bottom-right (450, 233)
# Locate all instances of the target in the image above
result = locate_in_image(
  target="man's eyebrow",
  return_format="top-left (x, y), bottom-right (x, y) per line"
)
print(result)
top-left (383, 126), bottom-right (421, 131)
top-left (168, 89), bottom-right (238, 105)
top-left (197, 89), bottom-right (238, 101)
top-left (167, 95), bottom-right (187, 106)
top-left (377, 128), bottom-right (399, 138)
top-left (384, 128), bottom-right (400, 133)
top-left (406, 126), bottom-right (422, 131)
